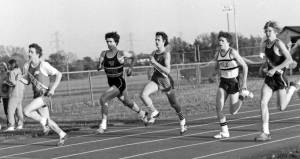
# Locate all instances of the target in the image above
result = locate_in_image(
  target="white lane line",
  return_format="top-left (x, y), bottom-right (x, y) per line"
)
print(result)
top-left (120, 118), bottom-right (300, 159)
top-left (192, 135), bottom-right (300, 159)
top-left (1, 103), bottom-right (299, 158)
top-left (51, 112), bottom-right (300, 159)
top-left (2, 104), bottom-right (297, 159)
top-left (0, 100), bottom-right (284, 152)
top-left (0, 108), bottom-right (219, 151)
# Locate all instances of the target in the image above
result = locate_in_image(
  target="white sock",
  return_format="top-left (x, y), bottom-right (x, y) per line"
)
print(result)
top-left (101, 118), bottom-right (107, 126)
top-left (262, 123), bottom-right (270, 134)
top-left (59, 131), bottom-right (66, 138)
top-left (221, 125), bottom-right (229, 133)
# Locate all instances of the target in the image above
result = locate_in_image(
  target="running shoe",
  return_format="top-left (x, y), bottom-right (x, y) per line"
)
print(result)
top-left (213, 131), bottom-right (230, 139)
top-left (254, 132), bottom-right (271, 141)
top-left (180, 119), bottom-right (188, 135)
top-left (148, 110), bottom-right (160, 124)
top-left (57, 134), bottom-right (68, 146)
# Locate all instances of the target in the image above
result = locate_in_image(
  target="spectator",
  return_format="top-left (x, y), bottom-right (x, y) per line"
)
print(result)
top-left (0, 62), bottom-right (9, 127)
top-left (4, 59), bottom-right (25, 131)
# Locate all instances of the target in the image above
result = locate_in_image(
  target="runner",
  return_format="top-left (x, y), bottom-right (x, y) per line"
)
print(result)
top-left (18, 43), bottom-right (67, 146)
top-left (213, 31), bottom-right (253, 139)
top-left (97, 32), bottom-right (148, 133)
top-left (254, 21), bottom-right (299, 141)
top-left (140, 32), bottom-right (187, 135)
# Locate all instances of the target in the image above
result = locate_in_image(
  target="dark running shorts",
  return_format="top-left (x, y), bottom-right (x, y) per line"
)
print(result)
top-left (151, 75), bottom-right (174, 92)
top-left (33, 89), bottom-right (52, 107)
top-left (107, 77), bottom-right (126, 94)
top-left (264, 73), bottom-right (288, 91)
top-left (219, 77), bottom-right (239, 94)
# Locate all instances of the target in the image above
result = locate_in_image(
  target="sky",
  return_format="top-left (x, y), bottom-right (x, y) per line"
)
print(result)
top-left (0, 0), bottom-right (299, 59)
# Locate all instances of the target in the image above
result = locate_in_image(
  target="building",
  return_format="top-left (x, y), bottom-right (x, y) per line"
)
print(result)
top-left (278, 26), bottom-right (300, 47)
top-left (278, 26), bottom-right (300, 73)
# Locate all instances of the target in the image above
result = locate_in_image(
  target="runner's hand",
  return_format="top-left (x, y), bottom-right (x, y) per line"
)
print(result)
top-left (45, 89), bottom-right (54, 97)
top-left (126, 67), bottom-right (133, 76)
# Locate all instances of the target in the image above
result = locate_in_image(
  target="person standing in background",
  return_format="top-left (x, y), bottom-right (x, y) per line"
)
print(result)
top-left (0, 62), bottom-right (10, 128)
top-left (4, 59), bottom-right (25, 131)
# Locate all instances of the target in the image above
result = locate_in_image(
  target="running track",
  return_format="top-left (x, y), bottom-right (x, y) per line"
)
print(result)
top-left (1, 100), bottom-right (300, 159)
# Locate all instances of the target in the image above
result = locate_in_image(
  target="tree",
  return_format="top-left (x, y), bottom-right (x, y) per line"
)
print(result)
top-left (48, 51), bottom-right (67, 72)
top-left (82, 56), bottom-right (96, 70)
top-left (169, 37), bottom-right (194, 64)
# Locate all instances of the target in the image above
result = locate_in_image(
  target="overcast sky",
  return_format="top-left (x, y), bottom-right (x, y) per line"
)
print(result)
top-left (0, 0), bottom-right (299, 59)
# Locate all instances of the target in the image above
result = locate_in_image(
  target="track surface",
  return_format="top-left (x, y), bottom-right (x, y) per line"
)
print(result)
top-left (1, 100), bottom-right (300, 159)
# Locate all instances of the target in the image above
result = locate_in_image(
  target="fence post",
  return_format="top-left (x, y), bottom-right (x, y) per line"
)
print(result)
top-left (176, 64), bottom-right (180, 89)
top-left (88, 71), bottom-right (94, 106)
top-left (67, 72), bottom-right (70, 96)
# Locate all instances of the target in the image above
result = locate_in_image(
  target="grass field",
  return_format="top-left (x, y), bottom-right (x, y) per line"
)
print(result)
top-left (9, 65), bottom-right (300, 123)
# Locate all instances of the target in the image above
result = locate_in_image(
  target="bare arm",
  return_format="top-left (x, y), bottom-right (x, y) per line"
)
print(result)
top-left (97, 51), bottom-right (106, 71)
top-left (231, 50), bottom-right (248, 88)
top-left (49, 71), bottom-right (62, 94)
top-left (150, 52), bottom-right (171, 74)
top-left (273, 40), bottom-right (293, 71)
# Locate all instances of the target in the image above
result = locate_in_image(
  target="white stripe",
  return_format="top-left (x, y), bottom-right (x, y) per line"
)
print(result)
top-left (0, 102), bottom-right (299, 158)
top-left (50, 108), bottom-right (300, 159)
top-left (192, 134), bottom-right (300, 159)
top-left (121, 118), bottom-right (300, 159)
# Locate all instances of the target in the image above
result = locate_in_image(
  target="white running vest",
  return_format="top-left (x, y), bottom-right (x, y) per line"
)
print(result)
top-left (217, 48), bottom-right (239, 78)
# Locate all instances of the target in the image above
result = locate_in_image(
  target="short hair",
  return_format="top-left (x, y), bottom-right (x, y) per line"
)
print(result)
top-left (264, 21), bottom-right (281, 33)
top-left (156, 32), bottom-right (169, 46)
top-left (0, 62), bottom-right (8, 71)
top-left (8, 59), bottom-right (18, 69)
top-left (105, 32), bottom-right (120, 45)
top-left (218, 31), bottom-right (233, 44)
top-left (29, 43), bottom-right (43, 57)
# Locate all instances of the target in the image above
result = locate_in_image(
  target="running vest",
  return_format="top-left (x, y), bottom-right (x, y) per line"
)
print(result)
top-left (103, 51), bottom-right (124, 78)
top-left (28, 62), bottom-right (49, 97)
top-left (217, 48), bottom-right (239, 78)
top-left (152, 51), bottom-right (168, 78)
top-left (265, 39), bottom-right (286, 70)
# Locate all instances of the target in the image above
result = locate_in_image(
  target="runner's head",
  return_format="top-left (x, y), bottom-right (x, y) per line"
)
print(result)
top-left (264, 21), bottom-right (280, 40)
top-left (105, 32), bottom-right (120, 50)
top-left (28, 43), bottom-right (43, 61)
top-left (8, 59), bottom-right (19, 70)
top-left (218, 31), bottom-right (232, 50)
top-left (155, 32), bottom-right (169, 48)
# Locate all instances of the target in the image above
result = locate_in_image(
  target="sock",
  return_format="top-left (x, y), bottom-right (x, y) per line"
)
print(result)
top-left (59, 131), bottom-right (66, 138)
top-left (262, 122), bottom-right (270, 134)
top-left (220, 122), bottom-right (229, 133)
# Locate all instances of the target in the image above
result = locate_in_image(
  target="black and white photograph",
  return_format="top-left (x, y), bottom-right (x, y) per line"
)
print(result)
top-left (0, 0), bottom-right (300, 158)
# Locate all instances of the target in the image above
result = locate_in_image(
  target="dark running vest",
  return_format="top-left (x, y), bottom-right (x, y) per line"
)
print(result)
top-left (103, 51), bottom-right (124, 78)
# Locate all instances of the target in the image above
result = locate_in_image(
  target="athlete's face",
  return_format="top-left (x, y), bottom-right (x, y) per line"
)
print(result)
top-left (218, 37), bottom-right (229, 50)
top-left (155, 35), bottom-right (165, 48)
top-left (28, 47), bottom-right (40, 62)
top-left (106, 38), bottom-right (117, 50)
top-left (264, 27), bottom-right (276, 40)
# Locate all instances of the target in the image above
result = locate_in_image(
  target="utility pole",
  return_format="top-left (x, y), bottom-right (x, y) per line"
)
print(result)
top-left (233, 0), bottom-right (239, 52)
top-left (179, 32), bottom-right (184, 64)
top-left (222, 5), bottom-right (233, 32)
top-left (52, 31), bottom-right (62, 52)
top-left (129, 32), bottom-right (134, 52)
